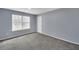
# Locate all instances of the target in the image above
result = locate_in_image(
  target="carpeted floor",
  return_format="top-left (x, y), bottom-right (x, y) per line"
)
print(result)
top-left (0, 33), bottom-right (79, 50)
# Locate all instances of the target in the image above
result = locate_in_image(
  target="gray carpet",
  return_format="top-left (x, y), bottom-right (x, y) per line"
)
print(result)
top-left (0, 33), bottom-right (79, 50)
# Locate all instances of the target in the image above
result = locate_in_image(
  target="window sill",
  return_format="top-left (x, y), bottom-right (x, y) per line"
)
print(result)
top-left (12, 28), bottom-right (31, 32)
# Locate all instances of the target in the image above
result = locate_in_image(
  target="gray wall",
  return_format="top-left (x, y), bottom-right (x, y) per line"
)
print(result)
top-left (39, 8), bottom-right (79, 44)
top-left (0, 9), bottom-right (37, 40)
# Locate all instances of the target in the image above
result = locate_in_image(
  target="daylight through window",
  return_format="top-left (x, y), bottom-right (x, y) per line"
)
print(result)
top-left (12, 14), bottom-right (30, 31)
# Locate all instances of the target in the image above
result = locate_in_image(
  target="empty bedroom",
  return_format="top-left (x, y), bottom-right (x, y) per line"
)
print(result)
top-left (0, 8), bottom-right (79, 50)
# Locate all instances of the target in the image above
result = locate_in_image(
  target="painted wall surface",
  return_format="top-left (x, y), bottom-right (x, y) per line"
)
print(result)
top-left (0, 9), bottom-right (37, 40)
top-left (38, 8), bottom-right (79, 44)
top-left (37, 16), bottom-right (42, 33)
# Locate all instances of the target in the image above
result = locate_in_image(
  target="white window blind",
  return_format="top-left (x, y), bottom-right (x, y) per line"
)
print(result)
top-left (12, 14), bottom-right (30, 31)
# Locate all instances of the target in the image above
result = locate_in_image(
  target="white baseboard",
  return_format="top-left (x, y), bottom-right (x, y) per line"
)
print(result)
top-left (0, 32), bottom-right (36, 41)
top-left (39, 32), bottom-right (79, 45)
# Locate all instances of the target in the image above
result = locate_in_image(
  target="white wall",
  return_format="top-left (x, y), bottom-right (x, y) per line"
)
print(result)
top-left (0, 9), bottom-right (37, 40)
top-left (37, 8), bottom-right (79, 44)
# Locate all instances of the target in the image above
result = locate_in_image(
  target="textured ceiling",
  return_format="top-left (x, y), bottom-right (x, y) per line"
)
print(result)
top-left (6, 8), bottom-right (58, 15)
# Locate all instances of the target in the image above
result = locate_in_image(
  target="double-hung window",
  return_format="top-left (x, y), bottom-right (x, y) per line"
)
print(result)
top-left (12, 14), bottom-right (30, 31)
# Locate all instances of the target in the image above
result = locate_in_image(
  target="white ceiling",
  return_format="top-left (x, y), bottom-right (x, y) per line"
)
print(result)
top-left (6, 8), bottom-right (58, 15)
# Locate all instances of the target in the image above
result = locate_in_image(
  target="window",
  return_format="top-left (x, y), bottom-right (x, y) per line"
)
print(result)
top-left (12, 14), bottom-right (30, 31)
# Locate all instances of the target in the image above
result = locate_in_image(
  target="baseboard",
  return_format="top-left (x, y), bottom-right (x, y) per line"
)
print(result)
top-left (0, 32), bottom-right (37, 42)
top-left (1, 32), bottom-right (79, 45)
top-left (38, 32), bottom-right (79, 45)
